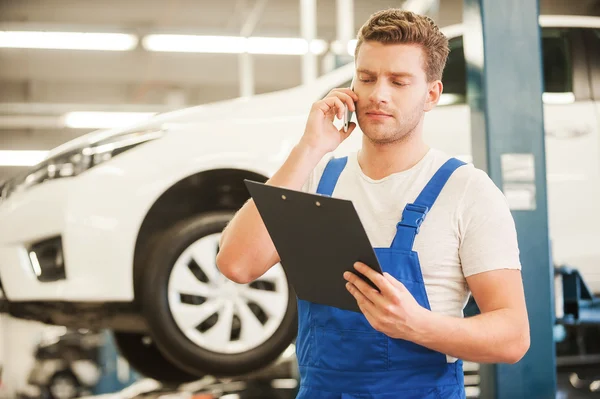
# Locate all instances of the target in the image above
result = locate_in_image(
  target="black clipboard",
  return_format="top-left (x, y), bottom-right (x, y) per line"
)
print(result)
top-left (244, 179), bottom-right (383, 313)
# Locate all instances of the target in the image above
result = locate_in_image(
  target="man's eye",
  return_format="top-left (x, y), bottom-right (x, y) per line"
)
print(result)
top-left (393, 82), bottom-right (407, 86)
top-left (359, 78), bottom-right (373, 83)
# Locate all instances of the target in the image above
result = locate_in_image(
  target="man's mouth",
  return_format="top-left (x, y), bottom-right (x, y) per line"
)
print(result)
top-left (366, 111), bottom-right (393, 118)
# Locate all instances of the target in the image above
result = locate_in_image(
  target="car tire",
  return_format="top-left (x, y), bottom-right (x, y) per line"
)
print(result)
top-left (140, 211), bottom-right (297, 377)
top-left (113, 331), bottom-right (198, 384)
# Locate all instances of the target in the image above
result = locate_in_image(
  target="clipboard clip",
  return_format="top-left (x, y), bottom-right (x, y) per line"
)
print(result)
top-left (281, 194), bottom-right (321, 206)
top-left (281, 194), bottom-right (321, 207)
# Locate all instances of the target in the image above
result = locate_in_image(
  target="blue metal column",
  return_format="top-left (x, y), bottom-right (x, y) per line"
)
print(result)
top-left (93, 330), bottom-right (139, 395)
top-left (463, 0), bottom-right (556, 398)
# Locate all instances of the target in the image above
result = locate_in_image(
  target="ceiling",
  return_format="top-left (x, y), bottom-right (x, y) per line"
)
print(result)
top-left (0, 0), bottom-right (598, 181)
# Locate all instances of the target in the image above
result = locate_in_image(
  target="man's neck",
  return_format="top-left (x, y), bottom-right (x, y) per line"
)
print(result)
top-left (357, 132), bottom-right (430, 181)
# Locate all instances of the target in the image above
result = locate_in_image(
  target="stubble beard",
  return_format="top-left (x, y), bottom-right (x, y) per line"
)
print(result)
top-left (359, 100), bottom-right (426, 147)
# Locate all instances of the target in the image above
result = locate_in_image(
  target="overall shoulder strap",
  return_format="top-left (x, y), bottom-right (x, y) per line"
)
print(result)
top-left (412, 158), bottom-right (467, 210)
top-left (316, 157), bottom-right (348, 197)
top-left (391, 158), bottom-right (466, 250)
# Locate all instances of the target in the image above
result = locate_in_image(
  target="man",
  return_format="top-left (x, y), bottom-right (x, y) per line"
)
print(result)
top-left (217, 8), bottom-right (530, 398)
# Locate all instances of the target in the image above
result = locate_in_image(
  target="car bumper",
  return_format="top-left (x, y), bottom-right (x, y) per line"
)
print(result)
top-left (0, 176), bottom-right (135, 302)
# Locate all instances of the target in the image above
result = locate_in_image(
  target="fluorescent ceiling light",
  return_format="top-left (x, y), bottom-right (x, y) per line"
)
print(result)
top-left (248, 37), bottom-right (307, 55)
top-left (0, 150), bottom-right (48, 167)
top-left (63, 112), bottom-right (156, 129)
top-left (248, 37), bottom-right (327, 55)
top-left (0, 31), bottom-right (138, 51)
top-left (143, 35), bottom-right (246, 54)
top-left (309, 40), bottom-right (328, 55)
top-left (329, 39), bottom-right (356, 56)
top-left (143, 34), bottom-right (327, 55)
top-left (542, 92), bottom-right (575, 105)
top-left (330, 40), bottom-right (345, 55)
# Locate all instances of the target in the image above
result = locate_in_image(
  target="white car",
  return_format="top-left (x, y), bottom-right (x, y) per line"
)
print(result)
top-left (0, 16), bottom-right (599, 382)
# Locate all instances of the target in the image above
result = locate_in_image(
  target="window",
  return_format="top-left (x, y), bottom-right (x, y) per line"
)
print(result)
top-left (440, 29), bottom-right (573, 105)
top-left (441, 37), bottom-right (466, 104)
top-left (588, 29), bottom-right (600, 99)
top-left (541, 29), bottom-right (572, 93)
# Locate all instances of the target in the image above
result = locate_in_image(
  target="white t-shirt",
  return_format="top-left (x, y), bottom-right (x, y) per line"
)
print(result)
top-left (302, 148), bottom-right (522, 361)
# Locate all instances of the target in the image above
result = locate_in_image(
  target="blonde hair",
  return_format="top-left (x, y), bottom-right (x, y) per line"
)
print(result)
top-left (355, 9), bottom-right (449, 81)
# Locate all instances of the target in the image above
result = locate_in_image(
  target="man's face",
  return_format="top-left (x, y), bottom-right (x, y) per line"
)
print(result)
top-left (354, 41), bottom-right (438, 145)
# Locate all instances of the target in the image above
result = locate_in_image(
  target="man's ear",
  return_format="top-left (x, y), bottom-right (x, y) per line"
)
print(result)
top-left (424, 80), bottom-right (443, 112)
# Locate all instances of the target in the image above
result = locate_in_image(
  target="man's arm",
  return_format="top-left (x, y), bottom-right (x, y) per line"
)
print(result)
top-left (413, 269), bottom-right (530, 363)
top-left (344, 265), bottom-right (530, 364)
top-left (413, 167), bottom-right (530, 363)
top-left (416, 166), bottom-right (531, 363)
top-left (216, 144), bottom-right (325, 284)
top-left (216, 88), bottom-right (358, 284)
top-left (344, 168), bottom-right (530, 363)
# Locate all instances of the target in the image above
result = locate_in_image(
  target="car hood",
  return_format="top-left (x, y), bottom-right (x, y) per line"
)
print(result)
top-left (44, 84), bottom-right (314, 160)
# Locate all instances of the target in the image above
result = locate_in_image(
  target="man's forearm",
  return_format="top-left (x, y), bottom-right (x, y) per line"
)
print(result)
top-left (217, 143), bottom-right (326, 283)
top-left (410, 308), bottom-right (530, 364)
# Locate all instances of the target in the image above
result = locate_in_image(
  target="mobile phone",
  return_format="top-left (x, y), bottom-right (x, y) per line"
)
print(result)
top-left (343, 76), bottom-right (356, 132)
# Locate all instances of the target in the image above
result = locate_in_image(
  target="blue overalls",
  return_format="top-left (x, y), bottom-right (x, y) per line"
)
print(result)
top-left (296, 157), bottom-right (467, 399)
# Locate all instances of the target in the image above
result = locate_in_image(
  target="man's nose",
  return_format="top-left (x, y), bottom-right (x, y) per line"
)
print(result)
top-left (368, 82), bottom-right (391, 104)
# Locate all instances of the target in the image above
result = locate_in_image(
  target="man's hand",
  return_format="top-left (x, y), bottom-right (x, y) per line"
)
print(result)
top-left (344, 262), bottom-right (429, 340)
top-left (299, 88), bottom-right (358, 156)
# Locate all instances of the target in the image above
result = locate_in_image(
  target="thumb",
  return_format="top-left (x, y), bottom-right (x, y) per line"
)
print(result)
top-left (384, 272), bottom-right (407, 292)
top-left (338, 122), bottom-right (357, 140)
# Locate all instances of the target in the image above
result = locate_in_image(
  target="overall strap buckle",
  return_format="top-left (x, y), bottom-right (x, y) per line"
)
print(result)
top-left (397, 203), bottom-right (429, 233)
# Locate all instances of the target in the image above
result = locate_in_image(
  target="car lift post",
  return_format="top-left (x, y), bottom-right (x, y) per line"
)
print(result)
top-left (463, 0), bottom-right (557, 398)
top-left (93, 331), bottom-right (139, 395)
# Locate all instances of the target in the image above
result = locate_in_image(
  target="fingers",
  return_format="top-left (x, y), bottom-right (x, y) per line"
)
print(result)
top-left (315, 96), bottom-right (346, 120)
top-left (346, 282), bottom-right (378, 315)
top-left (344, 270), bottom-right (387, 307)
top-left (330, 88), bottom-right (359, 103)
top-left (352, 263), bottom-right (398, 297)
top-left (325, 89), bottom-right (356, 112)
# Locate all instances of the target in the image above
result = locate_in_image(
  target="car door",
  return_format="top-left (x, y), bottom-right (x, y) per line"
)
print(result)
top-left (426, 26), bottom-right (600, 292)
top-left (580, 26), bottom-right (600, 292)
top-left (543, 27), bottom-right (600, 294)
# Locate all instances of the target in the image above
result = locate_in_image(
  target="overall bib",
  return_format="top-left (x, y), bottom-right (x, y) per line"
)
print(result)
top-left (296, 157), bottom-right (467, 399)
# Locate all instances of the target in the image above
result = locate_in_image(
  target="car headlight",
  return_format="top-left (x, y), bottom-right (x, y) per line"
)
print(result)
top-left (1, 129), bottom-right (163, 200)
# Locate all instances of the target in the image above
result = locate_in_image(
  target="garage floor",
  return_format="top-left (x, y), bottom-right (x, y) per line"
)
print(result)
top-left (70, 371), bottom-right (600, 399)
top-left (128, 375), bottom-right (600, 399)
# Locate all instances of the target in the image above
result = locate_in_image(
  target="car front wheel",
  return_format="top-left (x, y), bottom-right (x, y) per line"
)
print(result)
top-left (140, 211), bottom-right (297, 377)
